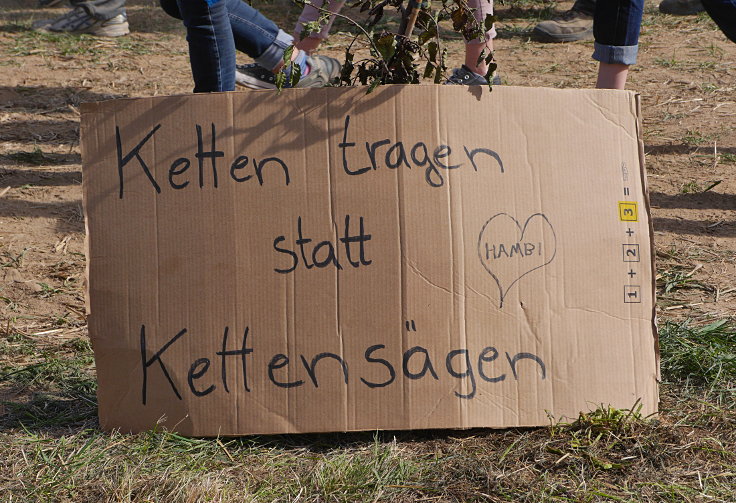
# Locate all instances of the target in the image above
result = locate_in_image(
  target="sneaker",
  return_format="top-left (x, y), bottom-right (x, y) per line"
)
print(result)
top-left (33, 7), bottom-right (129, 37)
top-left (298, 54), bottom-right (341, 87)
top-left (235, 64), bottom-right (277, 89)
top-left (658, 0), bottom-right (704, 15)
top-left (235, 54), bottom-right (341, 90)
top-left (445, 65), bottom-right (501, 86)
top-left (532, 9), bottom-right (594, 42)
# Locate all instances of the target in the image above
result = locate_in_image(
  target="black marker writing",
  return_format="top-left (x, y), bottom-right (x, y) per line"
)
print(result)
top-left (140, 325), bottom-right (546, 404)
top-left (339, 114), bottom-right (504, 187)
top-left (273, 215), bottom-right (371, 273)
top-left (115, 123), bottom-right (290, 198)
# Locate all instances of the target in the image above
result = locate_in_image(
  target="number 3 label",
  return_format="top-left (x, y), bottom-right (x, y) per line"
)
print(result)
top-left (618, 202), bottom-right (638, 222)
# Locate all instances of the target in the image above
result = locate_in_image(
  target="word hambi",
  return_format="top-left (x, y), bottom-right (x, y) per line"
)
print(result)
top-left (477, 213), bottom-right (557, 308)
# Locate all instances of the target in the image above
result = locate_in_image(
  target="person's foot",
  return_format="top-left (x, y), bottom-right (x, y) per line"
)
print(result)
top-left (298, 54), bottom-right (341, 87)
top-left (445, 65), bottom-right (501, 86)
top-left (235, 64), bottom-right (277, 89)
top-left (658, 0), bottom-right (704, 15)
top-left (532, 8), bottom-right (594, 42)
top-left (235, 55), bottom-right (341, 90)
top-left (32, 7), bottom-right (129, 37)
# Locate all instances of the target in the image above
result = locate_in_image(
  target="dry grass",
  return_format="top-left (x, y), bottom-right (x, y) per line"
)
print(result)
top-left (1, 316), bottom-right (734, 502)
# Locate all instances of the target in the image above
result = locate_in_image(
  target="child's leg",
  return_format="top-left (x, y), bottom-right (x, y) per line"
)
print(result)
top-left (164, 0), bottom-right (306, 92)
top-left (293, 0), bottom-right (346, 53)
top-left (173, 0), bottom-right (236, 92)
top-left (465, 0), bottom-right (495, 75)
top-left (592, 0), bottom-right (644, 89)
top-left (596, 63), bottom-right (629, 89)
top-left (222, 0), bottom-right (297, 71)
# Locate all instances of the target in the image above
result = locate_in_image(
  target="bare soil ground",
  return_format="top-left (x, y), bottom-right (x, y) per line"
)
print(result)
top-left (0, 0), bottom-right (734, 501)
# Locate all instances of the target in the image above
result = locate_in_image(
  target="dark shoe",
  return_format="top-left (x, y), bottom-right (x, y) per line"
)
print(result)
top-left (658, 0), bottom-right (704, 15)
top-left (235, 55), bottom-right (341, 90)
top-left (532, 9), bottom-right (594, 42)
top-left (33, 7), bottom-right (129, 37)
top-left (235, 63), bottom-right (277, 89)
top-left (445, 65), bottom-right (501, 86)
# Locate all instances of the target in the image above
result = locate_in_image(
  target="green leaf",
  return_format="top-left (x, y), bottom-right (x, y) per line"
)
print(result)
top-left (423, 61), bottom-right (435, 79)
top-left (340, 50), bottom-right (354, 85)
top-left (451, 8), bottom-right (468, 32)
top-left (274, 71), bottom-right (286, 92)
top-left (374, 33), bottom-right (396, 62)
top-left (484, 14), bottom-right (498, 32)
top-left (282, 45), bottom-right (294, 67)
top-left (367, 78), bottom-right (381, 94)
top-left (476, 48), bottom-right (486, 67)
top-left (427, 41), bottom-right (438, 62)
top-left (418, 26), bottom-right (437, 46)
top-left (288, 62), bottom-right (301, 88)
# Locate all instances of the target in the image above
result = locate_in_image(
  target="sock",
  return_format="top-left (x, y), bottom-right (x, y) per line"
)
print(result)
top-left (294, 50), bottom-right (310, 76)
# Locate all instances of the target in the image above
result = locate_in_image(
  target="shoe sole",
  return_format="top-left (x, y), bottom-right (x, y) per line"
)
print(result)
top-left (89, 21), bottom-right (129, 37)
top-left (235, 73), bottom-right (276, 90)
top-left (531, 27), bottom-right (594, 43)
top-left (38, 20), bottom-right (129, 37)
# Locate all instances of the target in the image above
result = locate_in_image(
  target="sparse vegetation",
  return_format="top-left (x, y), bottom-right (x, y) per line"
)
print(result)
top-left (1, 0), bottom-right (735, 501)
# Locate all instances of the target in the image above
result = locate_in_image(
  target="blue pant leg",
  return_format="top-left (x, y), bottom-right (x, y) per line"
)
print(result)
top-left (572, 0), bottom-right (596, 15)
top-left (592, 0), bottom-right (644, 65)
top-left (71, 0), bottom-right (125, 20)
top-left (222, 0), bottom-right (293, 69)
top-left (159, 0), bottom-right (292, 91)
top-left (160, 0), bottom-right (181, 19)
top-left (175, 0), bottom-right (236, 93)
top-left (701, 0), bottom-right (736, 43)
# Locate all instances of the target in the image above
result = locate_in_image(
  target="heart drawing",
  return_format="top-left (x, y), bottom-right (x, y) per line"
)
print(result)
top-left (476, 213), bottom-right (557, 308)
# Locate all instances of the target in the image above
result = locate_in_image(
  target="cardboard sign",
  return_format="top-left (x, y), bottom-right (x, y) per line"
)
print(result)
top-left (81, 85), bottom-right (658, 436)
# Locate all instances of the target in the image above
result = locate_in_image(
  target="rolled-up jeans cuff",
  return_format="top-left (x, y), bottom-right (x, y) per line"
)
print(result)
top-left (255, 29), bottom-right (293, 70)
top-left (592, 42), bottom-right (638, 65)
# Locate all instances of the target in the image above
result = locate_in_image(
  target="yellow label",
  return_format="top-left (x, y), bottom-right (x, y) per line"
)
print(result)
top-left (618, 202), bottom-right (638, 221)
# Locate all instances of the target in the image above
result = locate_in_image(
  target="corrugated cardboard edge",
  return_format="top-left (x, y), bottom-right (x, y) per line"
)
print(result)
top-left (634, 93), bottom-right (661, 394)
top-left (80, 102), bottom-right (96, 318)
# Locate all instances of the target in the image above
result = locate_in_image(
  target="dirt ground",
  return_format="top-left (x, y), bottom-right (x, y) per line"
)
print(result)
top-left (0, 0), bottom-right (734, 435)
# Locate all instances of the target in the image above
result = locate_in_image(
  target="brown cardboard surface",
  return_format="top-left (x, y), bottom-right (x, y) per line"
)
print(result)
top-left (81, 85), bottom-right (658, 436)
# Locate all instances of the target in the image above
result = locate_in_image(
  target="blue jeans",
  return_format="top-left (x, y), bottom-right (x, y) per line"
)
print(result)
top-left (73, 0), bottom-right (125, 20)
top-left (159, 0), bottom-right (293, 92)
top-left (593, 0), bottom-right (644, 65)
top-left (702, 0), bottom-right (736, 43)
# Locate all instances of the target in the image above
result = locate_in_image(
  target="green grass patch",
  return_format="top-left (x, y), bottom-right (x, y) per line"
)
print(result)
top-left (682, 129), bottom-right (715, 146)
top-left (5, 30), bottom-right (105, 59)
top-left (659, 319), bottom-right (736, 390)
